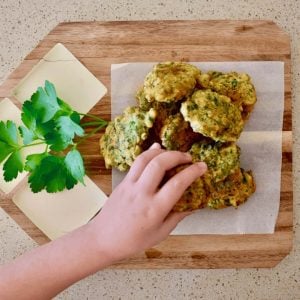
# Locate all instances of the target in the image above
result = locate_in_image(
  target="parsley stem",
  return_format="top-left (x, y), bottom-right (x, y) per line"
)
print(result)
top-left (76, 124), bottom-right (106, 146)
top-left (78, 113), bottom-right (107, 123)
top-left (20, 141), bottom-right (45, 149)
top-left (81, 121), bottom-right (107, 127)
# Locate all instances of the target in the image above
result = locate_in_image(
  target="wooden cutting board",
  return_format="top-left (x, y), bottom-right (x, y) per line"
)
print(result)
top-left (0, 20), bottom-right (292, 268)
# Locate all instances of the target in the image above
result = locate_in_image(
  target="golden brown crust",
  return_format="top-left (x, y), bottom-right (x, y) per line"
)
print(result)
top-left (181, 89), bottom-right (244, 142)
top-left (143, 62), bottom-right (201, 103)
top-left (169, 166), bottom-right (255, 212)
top-left (198, 71), bottom-right (257, 120)
top-left (189, 142), bottom-right (240, 182)
top-left (100, 107), bottom-right (157, 171)
top-left (160, 114), bottom-right (202, 152)
top-left (207, 168), bottom-right (256, 209)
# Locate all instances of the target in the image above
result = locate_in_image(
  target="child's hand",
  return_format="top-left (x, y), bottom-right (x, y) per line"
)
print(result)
top-left (91, 143), bottom-right (207, 262)
top-left (0, 143), bottom-right (207, 299)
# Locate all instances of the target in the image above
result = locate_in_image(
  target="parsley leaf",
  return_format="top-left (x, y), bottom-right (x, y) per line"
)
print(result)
top-left (28, 155), bottom-right (64, 193)
top-left (21, 101), bottom-right (37, 131)
top-left (47, 116), bottom-right (84, 151)
top-left (70, 111), bottom-right (81, 124)
top-left (65, 149), bottom-right (85, 184)
top-left (57, 97), bottom-right (73, 115)
top-left (19, 126), bottom-right (37, 145)
top-left (0, 120), bottom-right (19, 147)
top-left (3, 151), bottom-right (24, 181)
top-left (0, 141), bottom-right (14, 163)
top-left (25, 153), bottom-right (47, 172)
top-left (27, 153), bottom-right (83, 193)
top-left (27, 156), bottom-right (48, 193)
top-left (31, 80), bottom-right (60, 123)
top-left (56, 116), bottom-right (85, 139)
top-left (22, 99), bottom-right (56, 140)
top-left (0, 121), bottom-right (23, 173)
top-left (21, 82), bottom-right (85, 152)
top-left (65, 174), bottom-right (77, 190)
top-left (42, 156), bottom-right (67, 193)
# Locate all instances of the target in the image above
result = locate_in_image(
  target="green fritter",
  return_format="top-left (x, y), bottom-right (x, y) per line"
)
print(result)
top-left (160, 114), bottom-right (202, 152)
top-left (136, 86), bottom-right (180, 137)
top-left (136, 86), bottom-right (179, 117)
top-left (207, 168), bottom-right (256, 209)
top-left (198, 71), bottom-right (257, 120)
top-left (136, 86), bottom-right (152, 111)
top-left (181, 89), bottom-right (244, 142)
top-left (143, 62), bottom-right (201, 103)
top-left (189, 142), bottom-right (240, 182)
top-left (100, 107), bottom-right (157, 171)
top-left (167, 165), bottom-right (210, 212)
top-left (167, 166), bottom-right (255, 212)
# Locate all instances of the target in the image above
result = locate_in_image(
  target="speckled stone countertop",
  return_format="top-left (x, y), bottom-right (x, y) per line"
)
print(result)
top-left (0, 1), bottom-right (299, 299)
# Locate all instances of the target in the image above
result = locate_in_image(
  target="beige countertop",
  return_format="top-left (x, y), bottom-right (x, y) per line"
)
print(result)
top-left (0, 0), bottom-right (299, 299)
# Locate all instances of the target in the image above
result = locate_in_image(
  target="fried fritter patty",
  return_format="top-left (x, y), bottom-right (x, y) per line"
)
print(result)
top-left (136, 87), bottom-right (179, 120)
top-left (143, 62), bottom-right (201, 103)
top-left (189, 142), bottom-right (240, 182)
top-left (160, 114), bottom-right (201, 152)
top-left (136, 86), bottom-right (180, 141)
top-left (100, 107), bottom-right (156, 171)
top-left (167, 165), bottom-right (210, 212)
top-left (136, 86), bottom-right (152, 111)
top-left (181, 89), bottom-right (244, 142)
top-left (170, 166), bottom-right (255, 212)
top-left (198, 71), bottom-right (257, 120)
top-left (207, 168), bottom-right (256, 209)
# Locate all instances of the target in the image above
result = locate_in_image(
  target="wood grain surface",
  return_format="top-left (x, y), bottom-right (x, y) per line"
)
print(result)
top-left (0, 20), bottom-right (292, 268)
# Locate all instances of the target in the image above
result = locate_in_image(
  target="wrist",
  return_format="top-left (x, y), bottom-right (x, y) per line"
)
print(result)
top-left (84, 218), bottom-right (120, 267)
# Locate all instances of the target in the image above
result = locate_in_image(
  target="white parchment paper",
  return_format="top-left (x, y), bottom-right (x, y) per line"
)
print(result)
top-left (111, 62), bottom-right (284, 234)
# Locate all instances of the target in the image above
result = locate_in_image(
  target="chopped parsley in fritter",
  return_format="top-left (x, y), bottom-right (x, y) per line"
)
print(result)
top-left (198, 71), bottom-right (257, 120)
top-left (160, 114), bottom-right (202, 152)
top-left (181, 89), bottom-right (244, 142)
top-left (143, 62), bottom-right (201, 103)
top-left (100, 107), bottom-right (156, 171)
top-left (189, 142), bottom-right (240, 182)
top-left (207, 168), bottom-right (256, 209)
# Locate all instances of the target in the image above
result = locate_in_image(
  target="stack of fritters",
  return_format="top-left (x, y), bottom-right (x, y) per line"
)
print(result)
top-left (100, 62), bottom-right (256, 211)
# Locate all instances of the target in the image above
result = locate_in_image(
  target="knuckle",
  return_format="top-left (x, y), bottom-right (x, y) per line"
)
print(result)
top-left (147, 158), bottom-right (162, 172)
top-left (134, 155), bottom-right (148, 166)
top-left (141, 206), bottom-right (156, 220)
top-left (134, 149), bottom-right (162, 166)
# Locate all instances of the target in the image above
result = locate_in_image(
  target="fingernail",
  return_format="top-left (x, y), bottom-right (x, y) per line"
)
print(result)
top-left (184, 152), bottom-right (192, 159)
top-left (149, 142), bottom-right (161, 150)
top-left (197, 162), bottom-right (207, 172)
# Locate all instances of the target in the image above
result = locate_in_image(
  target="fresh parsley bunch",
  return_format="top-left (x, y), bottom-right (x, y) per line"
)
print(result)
top-left (0, 81), bottom-right (107, 193)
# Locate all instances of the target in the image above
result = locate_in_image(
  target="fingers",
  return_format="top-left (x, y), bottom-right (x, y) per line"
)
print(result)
top-left (159, 212), bottom-right (192, 236)
top-left (156, 162), bottom-right (207, 216)
top-left (126, 143), bottom-right (164, 182)
top-left (149, 143), bottom-right (161, 150)
top-left (138, 151), bottom-right (193, 192)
